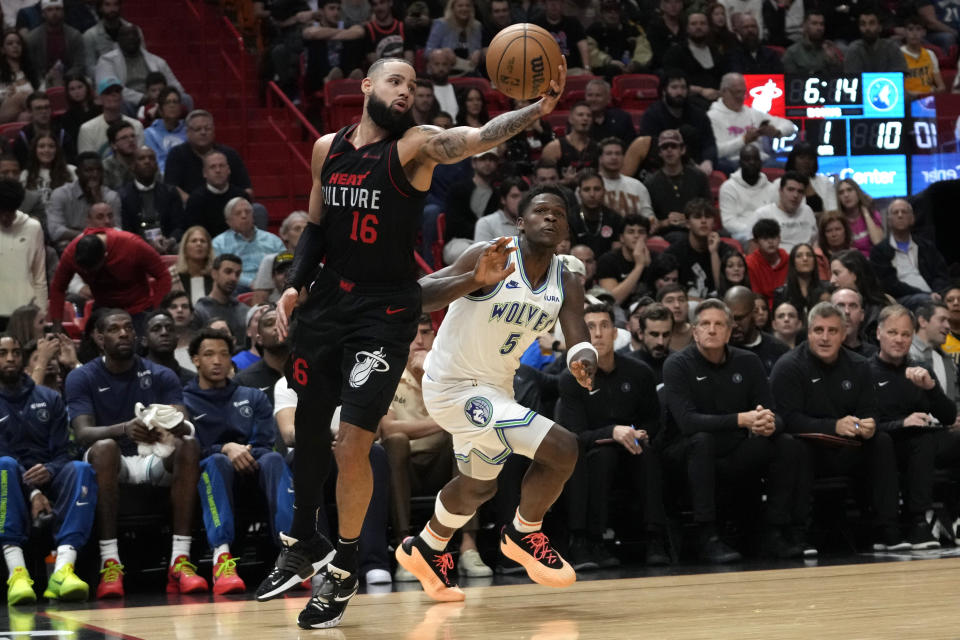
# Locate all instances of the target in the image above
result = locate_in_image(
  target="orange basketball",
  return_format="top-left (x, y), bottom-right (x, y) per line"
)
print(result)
top-left (486, 24), bottom-right (563, 101)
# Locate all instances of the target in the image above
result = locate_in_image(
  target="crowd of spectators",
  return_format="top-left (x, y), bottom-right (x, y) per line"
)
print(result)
top-left (3, 0), bottom-right (960, 609)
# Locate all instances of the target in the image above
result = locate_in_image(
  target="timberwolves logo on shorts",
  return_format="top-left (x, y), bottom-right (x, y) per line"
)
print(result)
top-left (348, 348), bottom-right (391, 388)
top-left (464, 396), bottom-right (493, 427)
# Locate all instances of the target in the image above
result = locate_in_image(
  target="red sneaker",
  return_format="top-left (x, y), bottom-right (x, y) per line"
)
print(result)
top-left (212, 553), bottom-right (246, 595)
top-left (166, 555), bottom-right (209, 594)
top-left (96, 560), bottom-right (125, 599)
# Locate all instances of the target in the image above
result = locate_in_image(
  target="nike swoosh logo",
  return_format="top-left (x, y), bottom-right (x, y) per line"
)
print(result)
top-left (696, 376), bottom-right (707, 381)
top-left (328, 151), bottom-right (344, 159)
top-left (194, 414), bottom-right (207, 420)
top-left (386, 306), bottom-right (407, 315)
top-left (287, 487), bottom-right (295, 494)
top-left (878, 380), bottom-right (890, 387)
top-left (75, 501), bottom-right (89, 506)
top-left (589, 389), bottom-right (600, 395)
top-left (98, 386), bottom-right (111, 392)
top-left (260, 387), bottom-right (270, 391)
top-left (811, 378), bottom-right (821, 383)
top-left (505, 281), bottom-right (520, 289)
top-left (0, 416), bottom-right (7, 423)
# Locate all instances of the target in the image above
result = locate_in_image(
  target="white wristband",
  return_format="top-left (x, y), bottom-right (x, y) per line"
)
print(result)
top-left (29, 489), bottom-right (41, 501)
top-left (566, 341), bottom-right (598, 368)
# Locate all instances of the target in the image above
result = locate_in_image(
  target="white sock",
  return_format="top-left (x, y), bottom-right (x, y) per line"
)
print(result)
top-left (214, 543), bottom-right (230, 562)
top-left (99, 539), bottom-right (120, 567)
top-left (170, 535), bottom-right (192, 567)
top-left (54, 545), bottom-right (77, 571)
top-left (513, 509), bottom-right (541, 534)
top-left (419, 523), bottom-right (450, 552)
top-left (3, 545), bottom-right (25, 574)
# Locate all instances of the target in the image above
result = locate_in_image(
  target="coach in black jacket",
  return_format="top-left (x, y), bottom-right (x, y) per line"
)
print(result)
top-left (869, 199), bottom-right (949, 304)
top-left (662, 299), bottom-right (803, 563)
top-left (118, 147), bottom-right (184, 252)
top-left (770, 301), bottom-right (902, 552)
top-left (869, 305), bottom-right (958, 549)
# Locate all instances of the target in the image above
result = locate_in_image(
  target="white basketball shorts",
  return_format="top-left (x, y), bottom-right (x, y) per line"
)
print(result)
top-left (421, 376), bottom-right (555, 481)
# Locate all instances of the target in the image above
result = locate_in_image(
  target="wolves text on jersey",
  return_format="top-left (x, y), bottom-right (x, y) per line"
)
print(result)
top-left (489, 301), bottom-right (555, 333)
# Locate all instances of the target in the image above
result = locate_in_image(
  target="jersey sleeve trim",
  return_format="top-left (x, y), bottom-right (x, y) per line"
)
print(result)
top-left (465, 279), bottom-right (504, 301)
top-left (387, 140), bottom-right (427, 198)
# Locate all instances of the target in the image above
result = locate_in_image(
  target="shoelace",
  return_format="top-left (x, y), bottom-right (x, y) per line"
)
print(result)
top-left (522, 532), bottom-right (559, 564)
top-left (432, 552), bottom-right (455, 583)
top-left (100, 562), bottom-right (125, 582)
top-left (215, 556), bottom-right (238, 578)
top-left (173, 558), bottom-right (199, 577)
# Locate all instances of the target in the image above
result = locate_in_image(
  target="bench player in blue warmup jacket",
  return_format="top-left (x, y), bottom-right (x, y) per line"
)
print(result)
top-left (183, 328), bottom-right (293, 595)
top-left (0, 334), bottom-right (97, 605)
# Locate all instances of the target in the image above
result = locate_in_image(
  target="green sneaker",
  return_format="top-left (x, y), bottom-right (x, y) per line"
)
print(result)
top-left (7, 567), bottom-right (36, 606)
top-left (43, 563), bottom-right (88, 601)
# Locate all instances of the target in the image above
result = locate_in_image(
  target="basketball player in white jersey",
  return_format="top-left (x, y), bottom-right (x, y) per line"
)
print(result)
top-left (396, 184), bottom-right (598, 601)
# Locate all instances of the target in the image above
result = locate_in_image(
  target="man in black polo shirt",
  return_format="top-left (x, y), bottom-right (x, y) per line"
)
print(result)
top-left (662, 299), bottom-right (803, 562)
top-left (559, 303), bottom-right (667, 568)
top-left (724, 286), bottom-right (790, 375)
top-left (664, 199), bottom-right (733, 300)
top-left (621, 302), bottom-right (673, 385)
top-left (869, 305), bottom-right (958, 549)
top-left (234, 305), bottom-right (287, 405)
top-left (770, 302), bottom-right (903, 552)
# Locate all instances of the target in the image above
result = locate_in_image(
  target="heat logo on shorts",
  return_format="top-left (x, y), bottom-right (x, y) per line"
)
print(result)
top-left (464, 396), bottom-right (493, 428)
top-left (348, 348), bottom-right (390, 388)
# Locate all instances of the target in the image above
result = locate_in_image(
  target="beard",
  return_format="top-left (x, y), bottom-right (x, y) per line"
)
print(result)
top-left (665, 93), bottom-right (685, 109)
top-left (367, 93), bottom-right (416, 137)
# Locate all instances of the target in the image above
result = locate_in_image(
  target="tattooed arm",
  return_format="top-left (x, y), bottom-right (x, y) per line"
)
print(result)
top-left (400, 58), bottom-right (567, 188)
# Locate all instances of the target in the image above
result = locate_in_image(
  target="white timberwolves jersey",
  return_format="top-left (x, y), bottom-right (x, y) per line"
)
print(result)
top-left (425, 236), bottom-right (566, 391)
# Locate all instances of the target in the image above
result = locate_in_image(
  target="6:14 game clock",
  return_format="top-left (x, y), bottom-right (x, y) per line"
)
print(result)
top-left (788, 76), bottom-right (861, 108)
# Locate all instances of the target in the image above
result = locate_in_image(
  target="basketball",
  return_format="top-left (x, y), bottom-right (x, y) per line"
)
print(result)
top-left (486, 24), bottom-right (563, 101)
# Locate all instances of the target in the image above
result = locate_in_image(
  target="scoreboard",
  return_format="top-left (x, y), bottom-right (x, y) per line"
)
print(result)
top-left (744, 72), bottom-right (915, 197)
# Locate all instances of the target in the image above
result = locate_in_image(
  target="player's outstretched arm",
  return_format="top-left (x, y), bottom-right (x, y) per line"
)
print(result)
top-left (419, 237), bottom-right (516, 312)
top-left (412, 58), bottom-right (567, 167)
top-left (557, 270), bottom-right (597, 390)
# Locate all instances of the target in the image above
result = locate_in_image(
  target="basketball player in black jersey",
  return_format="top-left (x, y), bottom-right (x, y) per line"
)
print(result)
top-left (253, 56), bottom-right (568, 629)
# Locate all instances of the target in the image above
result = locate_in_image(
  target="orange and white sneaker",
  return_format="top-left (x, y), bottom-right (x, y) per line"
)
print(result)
top-left (96, 560), bottom-right (125, 599)
top-left (212, 553), bottom-right (246, 595)
top-left (500, 525), bottom-right (575, 588)
top-left (394, 537), bottom-right (465, 602)
top-left (166, 555), bottom-right (209, 594)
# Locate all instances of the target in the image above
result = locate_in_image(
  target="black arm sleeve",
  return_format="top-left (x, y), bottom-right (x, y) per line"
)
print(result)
top-left (285, 221), bottom-right (325, 290)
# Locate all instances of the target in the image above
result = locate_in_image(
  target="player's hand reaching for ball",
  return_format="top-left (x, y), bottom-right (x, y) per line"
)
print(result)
top-left (538, 56), bottom-right (567, 116)
top-left (472, 237), bottom-right (517, 287)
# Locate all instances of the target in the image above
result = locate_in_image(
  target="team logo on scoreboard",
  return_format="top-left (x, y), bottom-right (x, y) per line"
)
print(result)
top-left (867, 77), bottom-right (898, 112)
top-left (748, 79), bottom-right (783, 115)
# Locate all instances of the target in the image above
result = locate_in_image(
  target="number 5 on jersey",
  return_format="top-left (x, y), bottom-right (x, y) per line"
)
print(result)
top-left (350, 211), bottom-right (379, 244)
top-left (500, 332), bottom-right (521, 355)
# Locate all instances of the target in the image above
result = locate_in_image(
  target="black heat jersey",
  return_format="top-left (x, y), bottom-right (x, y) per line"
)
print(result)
top-left (319, 124), bottom-right (427, 286)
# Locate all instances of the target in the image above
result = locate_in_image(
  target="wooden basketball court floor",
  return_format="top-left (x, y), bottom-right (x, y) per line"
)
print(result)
top-left (11, 555), bottom-right (960, 639)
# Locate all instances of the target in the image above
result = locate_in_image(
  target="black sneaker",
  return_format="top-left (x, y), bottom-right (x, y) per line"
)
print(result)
top-left (872, 526), bottom-right (911, 552)
top-left (567, 537), bottom-right (598, 571)
top-left (698, 535), bottom-right (742, 564)
top-left (591, 542), bottom-right (620, 569)
top-left (394, 536), bottom-right (465, 602)
top-left (255, 532), bottom-right (335, 601)
top-left (787, 526), bottom-right (818, 558)
top-left (908, 520), bottom-right (941, 550)
top-left (644, 535), bottom-right (670, 566)
top-left (761, 527), bottom-right (802, 559)
top-left (296, 565), bottom-right (359, 629)
top-left (500, 524), bottom-right (575, 587)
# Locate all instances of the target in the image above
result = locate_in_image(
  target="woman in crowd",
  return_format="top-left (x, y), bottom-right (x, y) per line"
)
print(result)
top-left (22, 134), bottom-right (76, 205)
top-left (773, 243), bottom-right (825, 321)
top-left (60, 73), bottom-right (100, 147)
top-left (455, 86), bottom-right (489, 128)
top-left (829, 248), bottom-right (893, 338)
top-left (836, 178), bottom-right (884, 256)
top-left (6, 303), bottom-right (43, 345)
top-left (143, 86), bottom-right (187, 174)
top-left (425, 0), bottom-right (483, 76)
top-left (0, 30), bottom-right (38, 122)
top-left (706, 2), bottom-right (738, 55)
top-left (171, 226), bottom-right (214, 304)
top-left (715, 251), bottom-right (750, 296)
top-left (753, 296), bottom-right (771, 332)
top-left (815, 209), bottom-right (851, 277)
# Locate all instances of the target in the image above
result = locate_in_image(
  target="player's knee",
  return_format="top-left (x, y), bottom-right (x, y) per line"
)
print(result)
top-left (381, 432), bottom-right (411, 453)
top-left (0, 456), bottom-right (18, 472)
top-left (69, 460), bottom-right (95, 481)
top-left (203, 453), bottom-right (231, 474)
top-left (541, 427), bottom-right (578, 473)
top-left (175, 436), bottom-right (201, 464)
top-left (258, 450), bottom-right (284, 471)
top-left (87, 439), bottom-right (120, 471)
top-left (461, 478), bottom-right (498, 504)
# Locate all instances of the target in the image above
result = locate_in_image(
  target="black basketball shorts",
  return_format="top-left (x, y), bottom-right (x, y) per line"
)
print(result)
top-left (287, 270), bottom-right (421, 432)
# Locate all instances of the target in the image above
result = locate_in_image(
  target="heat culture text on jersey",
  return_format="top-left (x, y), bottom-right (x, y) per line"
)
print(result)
top-left (322, 171), bottom-right (382, 210)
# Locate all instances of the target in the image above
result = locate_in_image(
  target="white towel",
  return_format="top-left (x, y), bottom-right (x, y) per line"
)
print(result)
top-left (133, 402), bottom-right (195, 458)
